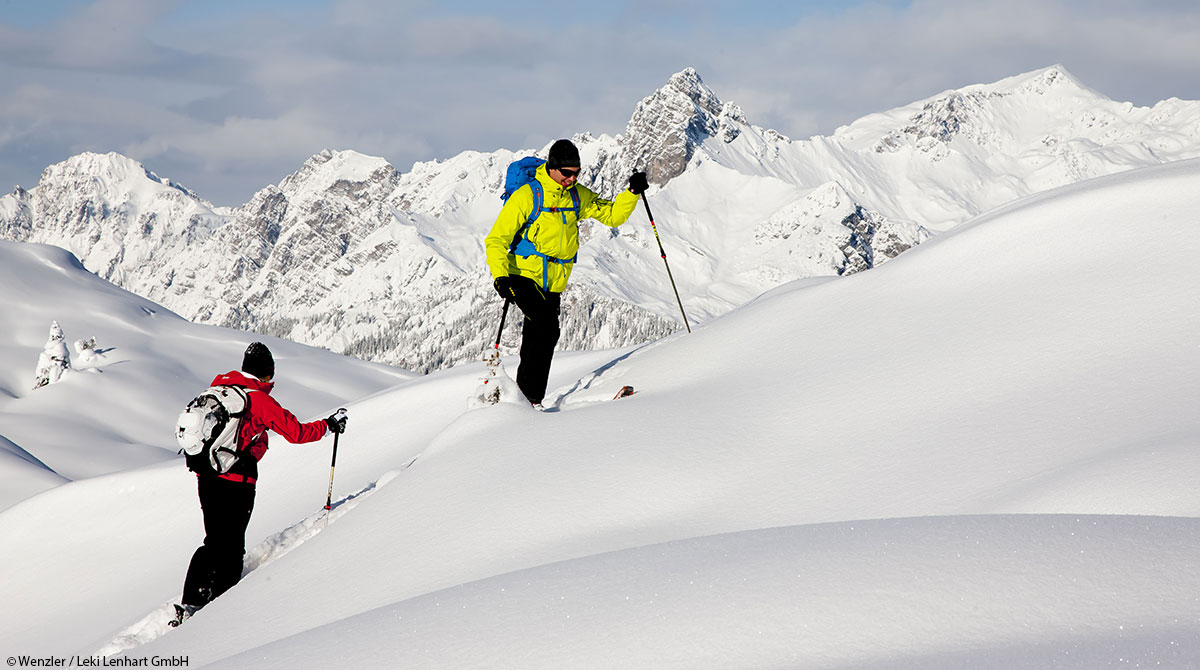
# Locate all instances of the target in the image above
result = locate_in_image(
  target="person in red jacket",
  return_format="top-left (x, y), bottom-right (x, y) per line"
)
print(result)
top-left (171, 342), bottom-right (347, 627)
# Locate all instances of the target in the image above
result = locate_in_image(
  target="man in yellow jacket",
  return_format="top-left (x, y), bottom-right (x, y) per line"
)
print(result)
top-left (486, 139), bottom-right (649, 407)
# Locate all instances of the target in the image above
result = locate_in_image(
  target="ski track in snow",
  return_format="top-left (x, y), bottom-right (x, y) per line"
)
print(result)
top-left (94, 469), bottom-right (405, 657)
top-left (549, 341), bottom-right (657, 408)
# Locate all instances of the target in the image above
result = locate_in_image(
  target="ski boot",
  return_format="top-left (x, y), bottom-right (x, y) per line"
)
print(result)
top-left (168, 604), bottom-right (199, 628)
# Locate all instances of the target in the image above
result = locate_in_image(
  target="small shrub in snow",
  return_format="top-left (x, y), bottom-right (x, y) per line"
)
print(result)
top-left (74, 336), bottom-right (99, 366)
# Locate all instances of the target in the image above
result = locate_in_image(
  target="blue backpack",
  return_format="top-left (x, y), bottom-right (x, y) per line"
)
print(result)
top-left (501, 156), bottom-right (546, 204)
top-left (500, 157), bottom-right (582, 289)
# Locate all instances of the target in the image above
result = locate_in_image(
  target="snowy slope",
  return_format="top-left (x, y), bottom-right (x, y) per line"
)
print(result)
top-left (4, 66), bottom-right (1199, 375)
top-left (2, 159), bottom-right (1198, 667)
top-left (0, 240), bottom-right (415, 511)
top-left (206, 516), bottom-right (1200, 669)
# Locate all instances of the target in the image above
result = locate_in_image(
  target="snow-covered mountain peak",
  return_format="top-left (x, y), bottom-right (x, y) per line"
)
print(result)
top-left (983, 64), bottom-right (1099, 99)
top-left (665, 67), bottom-right (724, 115)
top-left (278, 149), bottom-right (397, 198)
top-left (45, 151), bottom-right (152, 184)
top-left (38, 151), bottom-right (200, 204)
top-left (620, 67), bottom-right (735, 185)
top-left (0, 152), bottom-right (227, 273)
top-left (835, 64), bottom-right (1153, 161)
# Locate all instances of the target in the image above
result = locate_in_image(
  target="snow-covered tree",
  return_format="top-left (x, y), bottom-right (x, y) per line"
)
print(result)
top-left (33, 321), bottom-right (71, 389)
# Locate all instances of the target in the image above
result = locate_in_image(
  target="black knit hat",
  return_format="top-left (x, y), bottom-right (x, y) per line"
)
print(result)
top-left (546, 139), bottom-right (581, 170)
top-left (242, 342), bottom-right (275, 380)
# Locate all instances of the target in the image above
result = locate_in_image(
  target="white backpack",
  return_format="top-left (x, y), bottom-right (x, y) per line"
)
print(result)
top-left (175, 385), bottom-right (252, 475)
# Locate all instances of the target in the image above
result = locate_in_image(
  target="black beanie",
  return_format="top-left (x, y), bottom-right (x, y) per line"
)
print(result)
top-left (242, 342), bottom-right (275, 380)
top-left (546, 139), bottom-right (581, 170)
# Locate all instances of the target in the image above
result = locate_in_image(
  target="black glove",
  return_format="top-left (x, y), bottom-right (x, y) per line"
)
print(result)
top-left (325, 411), bottom-right (348, 434)
top-left (493, 276), bottom-right (517, 301)
top-left (628, 171), bottom-right (649, 195)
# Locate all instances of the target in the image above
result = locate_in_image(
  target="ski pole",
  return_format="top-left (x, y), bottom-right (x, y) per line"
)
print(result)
top-left (640, 194), bottom-right (691, 333)
top-left (495, 299), bottom-right (511, 349)
top-left (324, 408), bottom-right (347, 512)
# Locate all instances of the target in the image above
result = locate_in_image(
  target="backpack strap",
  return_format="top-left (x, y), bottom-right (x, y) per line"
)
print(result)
top-left (221, 385), bottom-right (261, 452)
top-left (509, 180), bottom-right (544, 253)
top-left (237, 389), bottom-right (266, 452)
top-left (508, 182), bottom-right (581, 290)
top-left (228, 385), bottom-right (251, 416)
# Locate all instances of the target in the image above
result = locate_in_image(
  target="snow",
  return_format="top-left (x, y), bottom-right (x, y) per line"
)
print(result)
top-left (2, 158), bottom-right (1200, 667)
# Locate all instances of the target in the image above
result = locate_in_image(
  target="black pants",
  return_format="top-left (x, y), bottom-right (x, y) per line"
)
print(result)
top-left (181, 476), bottom-right (255, 608)
top-left (508, 276), bottom-right (561, 404)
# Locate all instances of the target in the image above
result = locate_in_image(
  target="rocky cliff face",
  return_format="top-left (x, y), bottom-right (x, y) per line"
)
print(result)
top-left (619, 68), bottom-right (729, 186)
top-left (585, 68), bottom-right (760, 196)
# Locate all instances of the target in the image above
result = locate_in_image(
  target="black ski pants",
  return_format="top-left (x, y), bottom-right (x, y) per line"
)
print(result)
top-left (182, 475), bottom-right (255, 609)
top-left (508, 275), bottom-right (561, 404)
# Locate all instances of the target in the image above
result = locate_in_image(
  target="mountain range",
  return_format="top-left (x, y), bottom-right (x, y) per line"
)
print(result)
top-left (4, 65), bottom-right (1199, 372)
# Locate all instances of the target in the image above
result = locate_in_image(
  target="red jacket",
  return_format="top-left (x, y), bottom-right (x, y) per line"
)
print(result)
top-left (210, 370), bottom-right (328, 483)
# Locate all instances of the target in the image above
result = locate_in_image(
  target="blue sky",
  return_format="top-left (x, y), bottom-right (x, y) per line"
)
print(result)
top-left (2, 0), bottom-right (1198, 205)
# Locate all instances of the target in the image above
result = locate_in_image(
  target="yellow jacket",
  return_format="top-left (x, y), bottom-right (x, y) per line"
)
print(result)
top-left (485, 164), bottom-right (639, 293)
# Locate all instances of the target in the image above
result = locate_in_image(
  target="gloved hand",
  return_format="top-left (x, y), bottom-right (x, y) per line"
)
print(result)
top-left (493, 276), bottom-right (517, 301)
top-left (325, 410), bottom-right (348, 434)
top-left (628, 171), bottom-right (649, 195)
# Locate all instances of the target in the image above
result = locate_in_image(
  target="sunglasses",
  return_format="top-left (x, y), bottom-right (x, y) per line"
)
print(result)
top-left (556, 167), bottom-right (580, 178)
